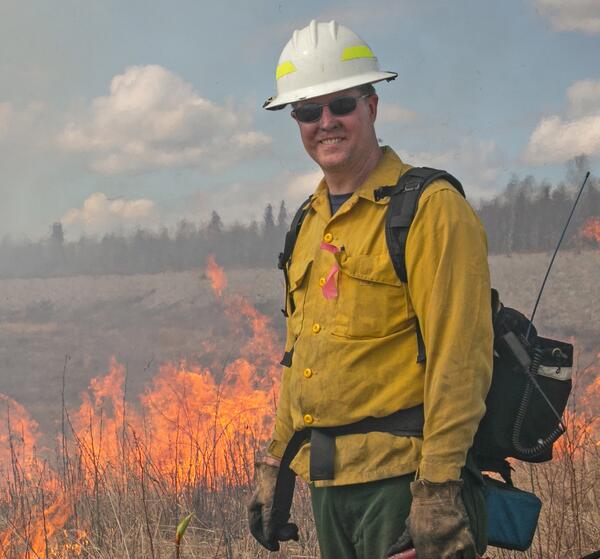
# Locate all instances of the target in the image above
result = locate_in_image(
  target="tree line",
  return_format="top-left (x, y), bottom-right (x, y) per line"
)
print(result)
top-left (0, 164), bottom-right (598, 279)
top-left (0, 202), bottom-right (290, 278)
top-left (479, 169), bottom-right (600, 254)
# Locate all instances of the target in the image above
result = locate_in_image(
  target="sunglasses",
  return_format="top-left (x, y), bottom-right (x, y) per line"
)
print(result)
top-left (291, 94), bottom-right (371, 123)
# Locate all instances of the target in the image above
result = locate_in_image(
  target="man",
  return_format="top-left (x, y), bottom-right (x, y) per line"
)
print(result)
top-left (249, 20), bottom-right (493, 559)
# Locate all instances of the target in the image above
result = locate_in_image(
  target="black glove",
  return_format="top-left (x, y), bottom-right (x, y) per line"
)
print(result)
top-left (387, 479), bottom-right (477, 559)
top-left (247, 461), bottom-right (299, 551)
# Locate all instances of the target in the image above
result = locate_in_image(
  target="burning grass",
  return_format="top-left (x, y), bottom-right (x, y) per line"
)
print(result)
top-left (580, 217), bottom-right (600, 245)
top-left (0, 257), bottom-right (293, 558)
top-left (0, 258), bottom-right (597, 558)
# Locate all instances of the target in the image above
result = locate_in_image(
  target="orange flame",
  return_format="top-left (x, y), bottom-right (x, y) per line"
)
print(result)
top-left (0, 256), bottom-right (280, 555)
top-left (579, 216), bottom-right (600, 244)
top-left (0, 394), bottom-right (40, 477)
top-left (206, 254), bottom-right (227, 297)
top-left (0, 397), bottom-right (80, 558)
top-left (553, 351), bottom-right (600, 460)
top-left (67, 260), bottom-right (278, 490)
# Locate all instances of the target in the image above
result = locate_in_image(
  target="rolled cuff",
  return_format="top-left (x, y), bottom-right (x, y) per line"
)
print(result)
top-left (417, 459), bottom-right (462, 483)
top-left (267, 439), bottom-right (287, 460)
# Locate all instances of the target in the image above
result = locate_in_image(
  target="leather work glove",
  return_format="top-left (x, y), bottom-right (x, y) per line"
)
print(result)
top-left (387, 479), bottom-right (477, 559)
top-left (247, 460), bottom-right (299, 551)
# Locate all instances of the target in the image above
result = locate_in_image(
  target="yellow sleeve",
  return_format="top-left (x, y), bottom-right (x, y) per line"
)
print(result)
top-left (267, 271), bottom-right (298, 460)
top-left (406, 184), bottom-right (493, 482)
top-left (267, 365), bottom-right (295, 460)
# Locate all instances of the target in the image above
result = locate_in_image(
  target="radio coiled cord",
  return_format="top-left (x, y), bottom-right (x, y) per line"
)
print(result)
top-left (512, 346), bottom-right (566, 458)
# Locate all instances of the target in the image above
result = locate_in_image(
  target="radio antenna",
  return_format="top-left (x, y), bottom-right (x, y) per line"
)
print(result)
top-left (525, 171), bottom-right (590, 341)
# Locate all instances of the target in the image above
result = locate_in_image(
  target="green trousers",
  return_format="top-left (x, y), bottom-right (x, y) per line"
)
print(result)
top-left (310, 464), bottom-right (487, 559)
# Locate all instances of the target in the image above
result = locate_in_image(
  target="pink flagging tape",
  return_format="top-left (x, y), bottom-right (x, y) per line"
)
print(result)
top-left (320, 242), bottom-right (340, 254)
top-left (322, 263), bottom-right (339, 299)
top-left (319, 242), bottom-right (341, 299)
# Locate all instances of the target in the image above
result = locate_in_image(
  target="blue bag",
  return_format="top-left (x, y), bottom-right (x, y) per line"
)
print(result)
top-left (484, 475), bottom-right (542, 551)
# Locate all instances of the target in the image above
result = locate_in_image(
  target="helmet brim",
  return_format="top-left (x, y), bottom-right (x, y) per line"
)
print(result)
top-left (263, 71), bottom-right (397, 110)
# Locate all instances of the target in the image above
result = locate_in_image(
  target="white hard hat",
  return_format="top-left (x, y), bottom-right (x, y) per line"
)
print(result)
top-left (263, 19), bottom-right (397, 110)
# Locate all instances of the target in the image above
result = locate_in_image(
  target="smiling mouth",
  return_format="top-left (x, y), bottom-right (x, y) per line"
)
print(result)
top-left (320, 138), bottom-right (344, 145)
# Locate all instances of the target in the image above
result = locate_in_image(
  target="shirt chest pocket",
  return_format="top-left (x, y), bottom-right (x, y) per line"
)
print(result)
top-left (286, 256), bottom-right (313, 337)
top-left (333, 253), bottom-right (410, 339)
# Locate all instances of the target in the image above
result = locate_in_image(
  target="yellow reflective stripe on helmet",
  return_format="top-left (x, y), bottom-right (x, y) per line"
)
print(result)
top-left (276, 61), bottom-right (297, 80)
top-left (341, 45), bottom-right (374, 61)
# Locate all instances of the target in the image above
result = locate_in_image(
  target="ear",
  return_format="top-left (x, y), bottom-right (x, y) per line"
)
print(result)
top-left (290, 108), bottom-right (302, 126)
top-left (368, 94), bottom-right (379, 122)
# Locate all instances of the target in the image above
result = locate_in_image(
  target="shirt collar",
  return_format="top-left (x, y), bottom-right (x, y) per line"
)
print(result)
top-left (310, 146), bottom-right (408, 210)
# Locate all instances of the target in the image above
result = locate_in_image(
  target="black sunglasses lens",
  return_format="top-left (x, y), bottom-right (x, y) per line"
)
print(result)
top-left (329, 96), bottom-right (358, 116)
top-left (294, 104), bottom-right (322, 122)
top-left (293, 96), bottom-right (361, 122)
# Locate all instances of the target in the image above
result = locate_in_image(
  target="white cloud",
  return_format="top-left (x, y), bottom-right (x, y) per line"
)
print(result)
top-left (62, 192), bottom-right (158, 237)
top-left (378, 102), bottom-right (418, 125)
top-left (398, 139), bottom-right (507, 200)
top-left (566, 80), bottom-right (600, 118)
top-left (525, 115), bottom-right (600, 164)
top-left (534, 0), bottom-right (600, 34)
top-left (524, 79), bottom-right (600, 164)
top-left (57, 65), bottom-right (271, 175)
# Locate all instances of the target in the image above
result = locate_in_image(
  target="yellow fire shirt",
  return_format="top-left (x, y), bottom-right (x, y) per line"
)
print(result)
top-left (268, 147), bottom-right (493, 486)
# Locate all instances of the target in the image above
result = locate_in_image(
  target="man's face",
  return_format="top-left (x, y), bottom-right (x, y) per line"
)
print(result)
top-left (292, 88), bottom-right (379, 172)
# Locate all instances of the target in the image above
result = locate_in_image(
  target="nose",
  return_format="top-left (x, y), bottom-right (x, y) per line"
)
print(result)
top-left (319, 105), bottom-right (339, 129)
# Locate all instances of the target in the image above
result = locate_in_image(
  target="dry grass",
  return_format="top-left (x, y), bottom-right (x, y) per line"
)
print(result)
top-left (0, 360), bottom-right (597, 559)
top-left (0, 380), bottom-right (319, 558)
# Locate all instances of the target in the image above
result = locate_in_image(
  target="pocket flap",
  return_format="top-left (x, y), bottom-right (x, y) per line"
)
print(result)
top-left (288, 258), bottom-right (313, 291)
top-left (340, 254), bottom-right (403, 287)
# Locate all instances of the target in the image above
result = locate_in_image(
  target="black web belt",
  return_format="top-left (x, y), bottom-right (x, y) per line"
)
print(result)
top-left (272, 405), bottom-right (424, 522)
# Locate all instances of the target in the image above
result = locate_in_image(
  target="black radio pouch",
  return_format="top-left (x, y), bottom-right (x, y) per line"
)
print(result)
top-left (474, 299), bottom-right (573, 477)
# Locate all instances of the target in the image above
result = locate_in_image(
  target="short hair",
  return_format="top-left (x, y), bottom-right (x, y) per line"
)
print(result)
top-left (357, 83), bottom-right (376, 96)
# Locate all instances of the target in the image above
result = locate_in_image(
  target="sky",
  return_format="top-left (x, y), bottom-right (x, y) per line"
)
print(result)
top-left (1, 0), bottom-right (599, 240)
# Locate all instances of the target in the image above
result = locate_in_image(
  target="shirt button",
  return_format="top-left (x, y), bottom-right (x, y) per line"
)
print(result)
top-left (303, 368), bottom-right (313, 378)
top-left (319, 277), bottom-right (326, 287)
top-left (312, 323), bottom-right (321, 334)
top-left (323, 233), bottom-right (333, 243)
top-left (303, 414), bottom-right (314, 425)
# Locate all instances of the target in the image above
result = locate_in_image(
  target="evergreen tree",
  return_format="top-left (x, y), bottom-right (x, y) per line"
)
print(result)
top-left (207, 211), bottom-right (223, 236)
top-left (276, 201), bottom-right (289, 232)
top-left (263, 203), bottom-right (275, 235)
top-left (534, 183), bottom-right (552, 251)
top-left (50, 222), bottom-right (64, 246)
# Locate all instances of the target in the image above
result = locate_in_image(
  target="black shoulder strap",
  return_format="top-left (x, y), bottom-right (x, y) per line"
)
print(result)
top-left (278, 196), bottom-right (312, 317)
top-left (381, 167), bottom-right (465, 284)
top-left (378, 167), bottom-right (464, 364)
